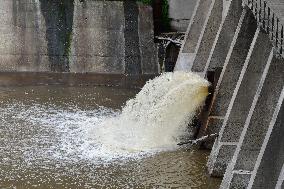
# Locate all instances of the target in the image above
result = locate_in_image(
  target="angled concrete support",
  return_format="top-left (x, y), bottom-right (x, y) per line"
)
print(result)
top-left (220, 54), bottom-right (284, 188)
top-left (190, 0), bottom-right (223, 72)
top-left (203, 0), bottom-right (244, 74)
top-left (196, 0), bottom-right (245, 146)
top-left (174, 0), bottom-right (213, 71)
top-left (249, 87), bottom-right (284, 189)
top-left (207, 8), bottom-right (258, 177)
top-left (275, 164), bottom-right (284, 189)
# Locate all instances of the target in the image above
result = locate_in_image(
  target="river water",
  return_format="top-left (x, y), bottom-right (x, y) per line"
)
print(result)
top-left (0, 79), bottom-right (220, 188)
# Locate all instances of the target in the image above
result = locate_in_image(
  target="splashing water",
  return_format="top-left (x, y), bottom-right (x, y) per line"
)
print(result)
top-left (89, 71), bottom-right (210, 157)
top-left (1, 72), bottom-right (209, 163)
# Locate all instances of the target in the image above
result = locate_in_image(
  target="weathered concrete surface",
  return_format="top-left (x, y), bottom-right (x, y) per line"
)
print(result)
top-left (39, 0), bottom-right (75, 72)
top-left (221, 58), bottom-right (284, 189)
top-left (70, 1), bottom-right (125, 74)
top-left (168, 0), bottom-right (198, 31)
top-left (190, 0), bottom-right (244, 149)
top-left (0, 0), bottom-right (50, 72)
top-left (0, 0), bottom-right (158, 75)
top-left (218, 28), bottom-right (274, 187)
top-left (251, 92), bottom-right (284, 189)
top-left (191, 0), bottom-right (223, 72)
top-left (138, 4), bottom-right (159, 74)
top-left (220, 54), bottom-right (284, 188)
top-left (172, 0), bottom-right (284, 186)
top-left (70, 0), bottom-right (158, 75)
top-left (174, 0), bottom-right (244, 72)
top-left (174, 0), bottom-right (213, 71)
top-left (207, 8), bottom-right (257, 177)
top-left (204, 0), bottom-right (243, 73)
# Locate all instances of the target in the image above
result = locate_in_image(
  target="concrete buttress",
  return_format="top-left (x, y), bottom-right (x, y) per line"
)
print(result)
top-left (174, 0), bottom-right (214, 71)
top-left (207, 8), bottom-right (257, 177)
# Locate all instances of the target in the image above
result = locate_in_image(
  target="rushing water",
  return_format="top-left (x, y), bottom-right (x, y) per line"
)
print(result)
top-left (91, 72), bottom-right (210, 156)
top-left (0, 72), bottom-right (220, 188)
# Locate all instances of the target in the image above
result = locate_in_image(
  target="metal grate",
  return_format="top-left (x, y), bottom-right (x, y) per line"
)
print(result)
top-left (246, 0), bottom-right (284, 57)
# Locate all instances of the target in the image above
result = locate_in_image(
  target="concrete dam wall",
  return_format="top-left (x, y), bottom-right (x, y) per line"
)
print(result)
top-left (176, 0), bottom-right (284, 188)
top-left (0, 0), bottom-right (158, 75)
top-left (168, 0), bottom-right (198, 31)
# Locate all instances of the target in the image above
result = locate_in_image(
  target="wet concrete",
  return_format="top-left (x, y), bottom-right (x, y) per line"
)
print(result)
top-left (39, 0), bottom-right (75, 72)
top-left (0, 0), bottom-right (158, 74)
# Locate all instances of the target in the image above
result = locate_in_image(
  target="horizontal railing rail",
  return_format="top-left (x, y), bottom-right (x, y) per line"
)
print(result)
top-left (245, 0), bottom-right (284, 58)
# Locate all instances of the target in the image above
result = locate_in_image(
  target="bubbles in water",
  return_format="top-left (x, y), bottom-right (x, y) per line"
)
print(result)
top-left (0, 77), bottom-right (218, 188)
top-left (88, 71), bottom-right (210, 158)
top-left (2, 72), bottom-right (209, 163)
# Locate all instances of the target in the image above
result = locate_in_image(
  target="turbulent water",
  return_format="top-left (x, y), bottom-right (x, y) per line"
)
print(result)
top-left (1, 72), bottom-right (209, 162)
top-left (0, 73), bottom-right (220, 188)
top-left (89, 71), bottom-right (210, 158)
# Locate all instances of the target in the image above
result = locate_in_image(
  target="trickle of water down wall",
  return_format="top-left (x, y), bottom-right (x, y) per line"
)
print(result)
top-left (0, 0), bottom-right (158, 74)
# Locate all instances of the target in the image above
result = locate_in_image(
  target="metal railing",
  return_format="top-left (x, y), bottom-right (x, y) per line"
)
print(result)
top-left (245, 0), bottom-right (284, 58)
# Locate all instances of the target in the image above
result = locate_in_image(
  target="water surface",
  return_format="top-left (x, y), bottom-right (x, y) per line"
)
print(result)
top-left (0, 86), bottom-right (220, 188)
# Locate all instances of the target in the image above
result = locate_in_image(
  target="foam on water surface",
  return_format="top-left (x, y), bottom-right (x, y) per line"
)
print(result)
top-left (90, 71), bottom-right (209, 157)
top-left (0, 72), bottom-right (221, 188)
top-left (1, 72), bottom-right (209, 163)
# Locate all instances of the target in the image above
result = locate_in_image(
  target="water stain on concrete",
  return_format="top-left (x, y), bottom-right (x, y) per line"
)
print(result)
top-left (39, 0), bottom-right (75, 72)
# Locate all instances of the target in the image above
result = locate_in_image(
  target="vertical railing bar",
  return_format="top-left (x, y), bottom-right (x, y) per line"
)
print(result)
top-left (246, 0), bottom-right (284, 57)
top-left (280, 25), bottom-right (283, 55)
top-left (255, 0), bottom-right (258, 17)
top-left (272, 13), bottom-right (275, 40)
top-left (267, 7), bottom-right (270, 33)
top-left (276, 18), bottom-right (279, 51)
top-left (263, 1), bottom-right (266, 28)
top-left (259, 0), bottom-right (262, 23)
top-left (252, 0), bottom-right (254, 14)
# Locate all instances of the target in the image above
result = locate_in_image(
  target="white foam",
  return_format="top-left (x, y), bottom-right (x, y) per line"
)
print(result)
top-left (9, 72), bottom-right (209, 162)
top-left (88, 71), bottom-right (209, 158)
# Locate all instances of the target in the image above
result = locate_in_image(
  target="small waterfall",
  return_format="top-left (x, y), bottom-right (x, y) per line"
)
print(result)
top-left (90, 71), bottom-right (209, 156)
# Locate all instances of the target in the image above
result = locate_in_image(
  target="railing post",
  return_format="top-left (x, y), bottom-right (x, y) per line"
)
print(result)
top-left (263, 1), bottom-right (266, 28)
top-left (245, 0), bottom-right (284, 58)
top-left (276, 18), bottom-right (279, 50)
top-left (272, 13), bottom-right (274, 40)
top-left (281, 26), bottom-right (283, 55)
